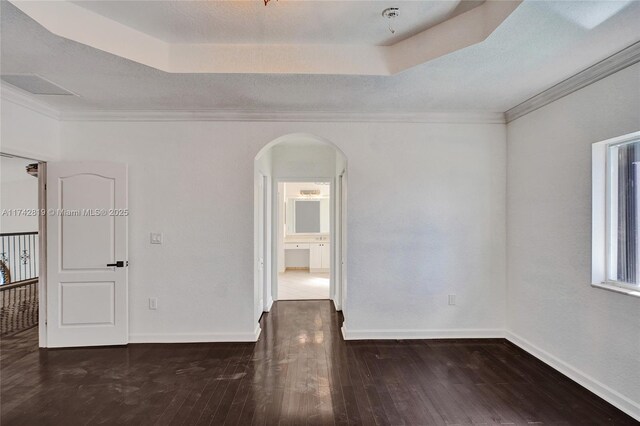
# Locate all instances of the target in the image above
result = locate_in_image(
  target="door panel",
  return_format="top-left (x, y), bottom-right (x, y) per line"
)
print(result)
top-left (47, 162), bottom-right (128, 348)
top-left (60, 281), bottom-right (114, 325)
top-left (60, 174), bottom-right (115, 270)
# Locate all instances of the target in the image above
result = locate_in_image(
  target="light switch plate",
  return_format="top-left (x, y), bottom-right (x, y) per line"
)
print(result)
top-left (149, 297), bottom-right (158, 310)
top-left (150, 233), bottom-right (163, 244)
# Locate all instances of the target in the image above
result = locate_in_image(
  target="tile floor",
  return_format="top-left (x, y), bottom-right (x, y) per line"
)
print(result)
top-left (277, 270), bottom-right (330, 300)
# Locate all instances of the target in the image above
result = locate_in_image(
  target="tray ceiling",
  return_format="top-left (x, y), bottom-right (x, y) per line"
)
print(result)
top-left (71, 1), bottom-right (485, 46)
top-left (2, 1), bottom-right (639, 114)
top-left (10, 0), bottom-right (517, 75)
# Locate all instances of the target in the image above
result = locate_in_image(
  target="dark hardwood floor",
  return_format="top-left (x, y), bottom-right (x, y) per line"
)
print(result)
top-left (1, 301), bottom-right (636, 425)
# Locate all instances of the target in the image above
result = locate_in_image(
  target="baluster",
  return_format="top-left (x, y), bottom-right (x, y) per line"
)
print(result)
top-left (34, 282), bottom-right (38, 326)
top-left (18, 286), bottom-right (22, 332)
top-left (17, 235), bottom-right (21, 282)
top-left (20, 286), bottom-right (24, 331)
top-left (27, 282), bottom-right (31, 328)
top-left (8, 287), bottom-right (12, 334)
top-left (29, 282), bottom-right (34, 328)
top-left (28, 235), bottom-right (32, 280)
top-left (14, 287), bottom-right (19, 333)
top-left (1, 290), bottom-right (5, 333)
top-left (9, 287), bottom-right (14, 333)
top-left (2, 291), bottom-right (6, 334)
top-left (12, 235), bottom-right (16, 283)
top-left (17, 287), bottom-right (22, 332)
top-left (13, 287), bottom-right (18, 333)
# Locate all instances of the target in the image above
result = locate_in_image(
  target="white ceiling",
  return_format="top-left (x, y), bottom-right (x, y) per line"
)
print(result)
top-left (11, 0), bottom-right (513, 75)
top-left (1, 1), bottom-right (639, 114)
top-left (71, 0), bottom-right (483, 46)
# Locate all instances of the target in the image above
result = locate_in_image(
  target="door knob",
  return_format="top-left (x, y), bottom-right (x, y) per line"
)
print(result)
top-left (107, 261), bottom-right (128, 267)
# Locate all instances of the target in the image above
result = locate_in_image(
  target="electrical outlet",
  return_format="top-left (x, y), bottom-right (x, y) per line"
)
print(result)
top-left (150, 233), bottom-right (163, 244)
top-left (448, 294), bottom-right (456, 306)
top-left (149, 297), bottom-right (158, 310)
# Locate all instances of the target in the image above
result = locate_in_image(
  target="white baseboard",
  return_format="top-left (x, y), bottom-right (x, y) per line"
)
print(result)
top-left (130, 326), bottom-right (261, 344)
top-left (254, 323), bottom-right (262, 341)
top-left (506, 331), bottom-right (640, 422)
top-left (341, 326), bottom-right (504, 340)
top-left (264, 297), bottom-right (274, 312)
top-left (332, 298), bottom-right (342, 311)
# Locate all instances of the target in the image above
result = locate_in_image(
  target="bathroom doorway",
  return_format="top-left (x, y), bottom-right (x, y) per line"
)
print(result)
top-left (277, 181), bottom-right (331, 300)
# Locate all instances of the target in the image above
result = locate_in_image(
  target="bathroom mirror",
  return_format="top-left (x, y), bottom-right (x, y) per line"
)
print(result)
top-left (286, 198), bottom-right (329, 235)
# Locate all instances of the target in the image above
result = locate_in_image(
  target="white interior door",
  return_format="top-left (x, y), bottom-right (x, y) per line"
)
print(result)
top-left (46, 162), bottom-right (128, 348)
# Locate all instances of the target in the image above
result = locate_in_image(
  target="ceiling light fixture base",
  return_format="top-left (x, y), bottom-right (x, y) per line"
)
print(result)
top-left (382, 7), bottom-right (400, 34)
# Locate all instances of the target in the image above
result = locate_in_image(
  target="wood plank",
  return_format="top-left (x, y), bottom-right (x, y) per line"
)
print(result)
top-left (0, 301), bottom-right (636, 425)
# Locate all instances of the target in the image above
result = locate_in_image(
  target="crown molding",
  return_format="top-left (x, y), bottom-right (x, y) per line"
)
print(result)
top-left (1, 83), bottom-right (60, 120)
top-left (57, 109), bottom-right (506, 124)
top-left (0, 83), bottom-right (505, 123)
top-left (506, 41), bottom-right (640, 123)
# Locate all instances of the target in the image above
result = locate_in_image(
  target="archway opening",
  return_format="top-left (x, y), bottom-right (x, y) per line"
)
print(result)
top-left (253, 134), bottom-right (347, 329)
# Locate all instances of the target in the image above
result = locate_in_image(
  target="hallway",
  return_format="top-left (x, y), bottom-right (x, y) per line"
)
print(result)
top-left (1, 301), bottom-right (635, 425)
top-left (278, 271), bottom-right (330, 300)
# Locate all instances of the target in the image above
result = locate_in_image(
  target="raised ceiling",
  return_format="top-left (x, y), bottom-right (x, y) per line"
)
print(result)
top-left (1, 1), bottom-right (639, 114)
top-left (10, 0), bottom-right (516, 75)
top-left (71, 1), bottom-right (484, 46)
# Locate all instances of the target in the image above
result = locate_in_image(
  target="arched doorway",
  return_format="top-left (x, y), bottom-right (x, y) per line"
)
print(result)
top-left (254, 134), bottom-right (347, 329)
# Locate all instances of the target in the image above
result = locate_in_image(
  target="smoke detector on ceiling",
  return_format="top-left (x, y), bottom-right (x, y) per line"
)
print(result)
top-left (382, 7), bottom-right (400, 34)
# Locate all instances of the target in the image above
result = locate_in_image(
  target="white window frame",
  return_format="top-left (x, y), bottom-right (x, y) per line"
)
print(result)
top-left (592, 130), bottom-right (640, 297)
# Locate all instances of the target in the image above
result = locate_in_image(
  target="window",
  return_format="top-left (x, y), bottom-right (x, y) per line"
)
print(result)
top-left (593, 131), bottom-right (640, 296)
top-left (607, 139), bottom-right (640, 287)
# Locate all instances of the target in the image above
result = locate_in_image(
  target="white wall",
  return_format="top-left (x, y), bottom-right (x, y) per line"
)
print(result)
top-left (0, 98), bottom-right (60, 232)
top-left (284, 182), bottom-right (330, 198)
top-left (59, 120), bottom-right (507, 341)
top-left (1, 166), bottom-right (39, 232)
top-left (507, 62), bottom-right (640, 418)
top-left (344, 123), bottom-right (506, 336)
top-left (0, 98), bottom-right (60, 160)
top-left (271, 144), bottom-right (336, 179)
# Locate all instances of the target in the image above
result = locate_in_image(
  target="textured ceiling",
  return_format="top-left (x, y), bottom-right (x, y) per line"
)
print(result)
top-left (71, 0), bottom-right (483, 46)
top-left (1, 1), bottom-right (639, 113)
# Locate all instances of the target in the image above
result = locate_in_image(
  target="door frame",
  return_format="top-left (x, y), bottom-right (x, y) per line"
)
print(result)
top-left (266, 176), bottom-right (346, 311)
top-left (255, 173), bottom-right (270, 317)
top-left (334, 171), bottom-right (347, 311)
top-left (44, 161), bottom-right (129, 348)
top-left (38, 161), bottom-right (47, 347)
